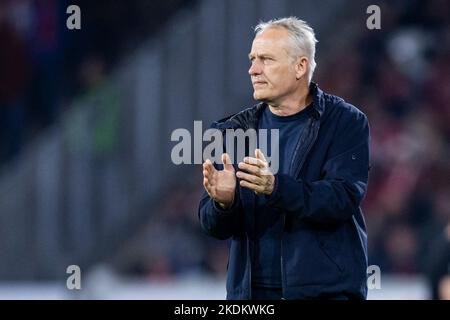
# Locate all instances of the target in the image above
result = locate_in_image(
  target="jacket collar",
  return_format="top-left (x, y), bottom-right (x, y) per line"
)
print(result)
top-left (214, 82), bottom-right (325, 129)
top-left (255, 82), bottom-right (325, 120)
top-left (310, 81), bottom-right (325, 119)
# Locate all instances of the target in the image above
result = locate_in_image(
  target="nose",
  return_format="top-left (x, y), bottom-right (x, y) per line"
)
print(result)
top-left (248, 60), bottom-right (262, 76)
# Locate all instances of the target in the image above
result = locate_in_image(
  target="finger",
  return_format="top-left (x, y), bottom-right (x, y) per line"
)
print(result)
top-left (243, 157), bottom-right (265, 168)
top-left (222, 153), bottom-right (235, 172)
top-left (204, 158), bottom-right (213, 168)
top-left (238, 162), bottom-right (260, 175)
top-left (236, 171), bottom-right (263, 185)
top-left (203, 177), bottom-right (210, 190)
top-left (203, 177), bottom-right (214, 195)
top-left (255, 148), bottom-right (268, 163)
top-left (203, 169), bottom-right (215, 183)
top-left (203, 159), bottom-right (210, 170)
top-left (204, 159), bottom-right (216, 174)
top-left (239, 180), bottom-right (264, 193)
top-left (258, 167), bottom-right (273, 176)
top-left (203, 167), bottom-right (216, 186)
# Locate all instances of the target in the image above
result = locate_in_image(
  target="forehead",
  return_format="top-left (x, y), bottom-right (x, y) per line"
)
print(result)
top-left (250, 27), bottom-right (290, 55)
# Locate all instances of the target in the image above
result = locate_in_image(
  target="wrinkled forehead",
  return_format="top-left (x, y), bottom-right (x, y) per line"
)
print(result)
top-left (250, 28), bottom-right (291, 56)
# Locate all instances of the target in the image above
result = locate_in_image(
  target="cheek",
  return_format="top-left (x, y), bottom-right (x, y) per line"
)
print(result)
top-left (264, 70), bottom-right (279, 87)
top-left (267, 66), bottom-right (290, 83)
top-left (278, 69), bottom-right (297, 87)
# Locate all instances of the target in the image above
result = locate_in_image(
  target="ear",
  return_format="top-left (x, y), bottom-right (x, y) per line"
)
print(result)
top-left (295, 56), bottom-right (308, 80)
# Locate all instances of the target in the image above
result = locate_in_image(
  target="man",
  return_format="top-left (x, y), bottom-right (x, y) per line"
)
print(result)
top-left (199, 17), bottom-right (370, 300)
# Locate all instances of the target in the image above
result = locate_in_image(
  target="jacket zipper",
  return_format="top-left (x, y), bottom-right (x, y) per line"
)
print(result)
top-left (293, 120), bottom-right (320, 178)
top-left (280, 116), bottom-right (320, 300)
top-left (289, 117), bottom-right (312, 174)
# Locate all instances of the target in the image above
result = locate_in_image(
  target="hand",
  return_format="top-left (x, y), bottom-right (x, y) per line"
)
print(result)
top-left (203, 153), bottom-right (236, 209)
top-left (236, 149), bottom-right (275, 196)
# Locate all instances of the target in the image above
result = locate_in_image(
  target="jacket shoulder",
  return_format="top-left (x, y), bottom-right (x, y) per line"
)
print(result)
top-left (323, 92), bottom-right (368, 127)
top-left (211, 104), bottom-right (260, 129)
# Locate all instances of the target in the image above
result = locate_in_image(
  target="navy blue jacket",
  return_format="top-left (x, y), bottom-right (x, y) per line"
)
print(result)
top-left (198, 83), bottom-right (370, 299)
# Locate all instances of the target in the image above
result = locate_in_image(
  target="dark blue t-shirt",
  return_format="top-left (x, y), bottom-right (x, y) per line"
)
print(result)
top-left (252, 103), bottom-right (312, 288)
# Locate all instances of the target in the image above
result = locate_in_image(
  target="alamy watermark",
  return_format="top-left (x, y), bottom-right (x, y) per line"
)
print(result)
top-left (66, 265), bottom-right (81, 290)
top-left (66, 5), bottom-right (380, 32)
top-left (366, 5), bottom-right (381, 30)
top-left (367, 265), bottom-right (381, 289)
top-left (66, 5), bottom-right (81, 30)
top-left (63, 264), bottom-right (380, 291)
top-left (171, 121), bottom-right (280, 174)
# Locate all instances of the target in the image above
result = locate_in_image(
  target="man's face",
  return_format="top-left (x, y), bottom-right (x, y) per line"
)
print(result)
top-left (248, 28), bottom-right (302, 105)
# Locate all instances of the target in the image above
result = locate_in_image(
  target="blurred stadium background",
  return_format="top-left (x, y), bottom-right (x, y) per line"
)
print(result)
top-left (0, 0), bottom-right (449, 299)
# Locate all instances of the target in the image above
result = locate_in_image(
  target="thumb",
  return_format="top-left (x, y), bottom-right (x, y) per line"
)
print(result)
top-left (255, 149), bottom-right (267, 163)
top-left (222, 153), bottom-right (235, 172)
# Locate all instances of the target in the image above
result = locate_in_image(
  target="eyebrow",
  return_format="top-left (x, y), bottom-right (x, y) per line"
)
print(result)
top-left (248, 53), bottom-right (275, 60)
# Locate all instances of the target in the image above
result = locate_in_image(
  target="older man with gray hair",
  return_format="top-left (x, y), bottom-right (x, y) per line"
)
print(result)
top-left (199, 17), bottom-right (371, 300)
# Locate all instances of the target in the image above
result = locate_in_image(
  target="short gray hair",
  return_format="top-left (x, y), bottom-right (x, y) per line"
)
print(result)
top-left (254, 17), bottom-right (318, 83)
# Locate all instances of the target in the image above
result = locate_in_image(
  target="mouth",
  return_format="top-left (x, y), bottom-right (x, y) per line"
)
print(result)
top-left (252, 81), bottom-right (267, 87)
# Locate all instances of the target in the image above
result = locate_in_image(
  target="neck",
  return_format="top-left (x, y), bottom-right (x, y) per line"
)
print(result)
top-left (268, 84), bottom-right (312, 116)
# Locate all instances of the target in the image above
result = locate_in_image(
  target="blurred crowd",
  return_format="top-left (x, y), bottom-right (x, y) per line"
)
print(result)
top-left (318, 1), bottom-right (450, 276)
top-left (116, 0), bottom-right (450, 288)
top-left (0, 0), bottom-right (195, 165)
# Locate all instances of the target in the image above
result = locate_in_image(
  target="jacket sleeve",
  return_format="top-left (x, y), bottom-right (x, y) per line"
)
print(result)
top-left (198, 187), bottom-right (241, 240)
top-left (266, 107), bottom-right (370, 225)
top-left (197, 127), bottom-right (241, 240)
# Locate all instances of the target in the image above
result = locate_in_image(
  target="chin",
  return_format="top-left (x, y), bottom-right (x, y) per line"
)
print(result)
top-left (253, 91), bottom-right (266, 101)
